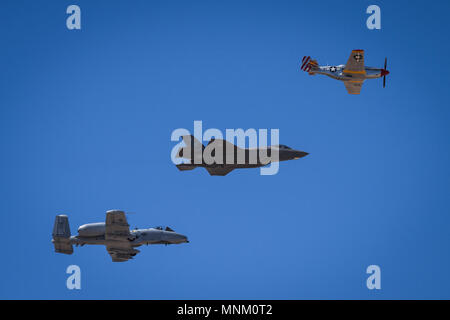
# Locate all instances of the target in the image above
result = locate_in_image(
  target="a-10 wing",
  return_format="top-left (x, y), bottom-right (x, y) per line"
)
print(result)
top-left (105, 210), bottom-right (139, 262)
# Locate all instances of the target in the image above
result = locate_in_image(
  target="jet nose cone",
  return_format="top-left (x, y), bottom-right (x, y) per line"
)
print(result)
top-left (176, 233), bottom-right (189, 243)
top-left (294, 151), bottom-right (309, 159)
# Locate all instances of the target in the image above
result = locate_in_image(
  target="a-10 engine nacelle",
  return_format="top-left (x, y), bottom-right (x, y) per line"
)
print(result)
top-left (78, 222), bottom-right (106, 237)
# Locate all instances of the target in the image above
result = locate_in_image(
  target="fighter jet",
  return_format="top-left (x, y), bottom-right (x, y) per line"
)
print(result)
top-left (175, 135), bottom-right (308, 176)
top-left (52, 210), bottom-right (189, 262)
top-left (300, 49), bottom-right (389, 94)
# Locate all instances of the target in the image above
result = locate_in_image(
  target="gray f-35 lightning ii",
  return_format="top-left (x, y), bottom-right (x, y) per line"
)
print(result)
top-left (175, 135), bottom-right (308, 176)
top-left (52, 210), bottom-right (189, 262)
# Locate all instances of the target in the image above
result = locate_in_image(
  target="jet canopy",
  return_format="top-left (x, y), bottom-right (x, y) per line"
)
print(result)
top-left (273, 145), bottom-right (292, 150)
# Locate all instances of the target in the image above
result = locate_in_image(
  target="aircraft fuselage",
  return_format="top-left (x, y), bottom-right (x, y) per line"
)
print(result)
top-left (176, 146), bottom-right (309, 175)
top-left (71, 224), bottom-right (188, 247)
top-left (314, 65), bottom-right (386, 81)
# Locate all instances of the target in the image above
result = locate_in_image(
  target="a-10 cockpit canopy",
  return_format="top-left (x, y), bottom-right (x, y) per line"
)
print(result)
top-left (154, 226), bottom-right (175, 232)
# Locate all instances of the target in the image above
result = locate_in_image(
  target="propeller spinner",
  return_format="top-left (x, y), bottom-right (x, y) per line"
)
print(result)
top-left (381, 57), bottom-right (389, 88)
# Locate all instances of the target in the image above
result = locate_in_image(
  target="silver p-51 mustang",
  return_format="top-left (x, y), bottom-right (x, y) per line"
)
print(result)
top-left (301, 49), bottom-right (389, 94)
top-left (52, 210), bottom-right (189, 262)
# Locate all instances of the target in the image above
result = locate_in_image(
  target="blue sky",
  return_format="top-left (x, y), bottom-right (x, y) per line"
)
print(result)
top-left (1, 0), bottom-right (450, 299)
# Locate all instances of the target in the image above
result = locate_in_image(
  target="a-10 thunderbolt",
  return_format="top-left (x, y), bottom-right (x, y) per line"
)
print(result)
top-left (52, 210), bottom-right (189, 262)
top-left (300, 49), bottom-right (390, 94)
top-left (175, 135), bottom-right (308, 176)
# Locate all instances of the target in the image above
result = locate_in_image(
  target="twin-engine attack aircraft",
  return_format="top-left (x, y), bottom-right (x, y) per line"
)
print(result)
top-left (52, 210), bottom-right (189, 262)
top-left (175, 135), bottom-right (308, 176)
top-left (300, 49), bottom-right (390, 94)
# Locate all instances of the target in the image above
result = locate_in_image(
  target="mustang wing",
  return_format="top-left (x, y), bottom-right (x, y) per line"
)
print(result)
top-left (344, 50), bottom-right (365, 74)
top-left (344, 81), bottom-right (364, 95)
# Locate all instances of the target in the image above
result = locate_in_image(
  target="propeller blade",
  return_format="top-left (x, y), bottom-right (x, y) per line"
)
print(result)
top-left (383, 75), bottom-right (386, 88)
top-left (384, 57), bottom-right (387, 70)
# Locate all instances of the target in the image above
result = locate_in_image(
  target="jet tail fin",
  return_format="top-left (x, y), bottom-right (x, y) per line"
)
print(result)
top-left (52, 215), bottom-right (73, 254)
top-left (300, 56), bottom-right (319, 75)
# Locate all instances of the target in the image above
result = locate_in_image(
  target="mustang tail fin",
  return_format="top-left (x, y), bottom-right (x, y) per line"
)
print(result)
top-left (52, 215), bottom-right (73, 254)
top-left (300, 56), bottom-right (319, 74)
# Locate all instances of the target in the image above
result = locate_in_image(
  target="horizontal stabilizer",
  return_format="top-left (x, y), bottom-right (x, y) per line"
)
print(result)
top-left (52, 240), bottom-right (73, 255)
top-left (301, 56), bottom-right (319, 74)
